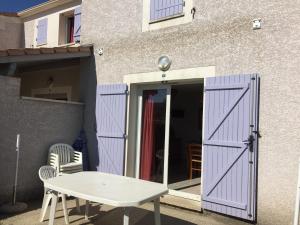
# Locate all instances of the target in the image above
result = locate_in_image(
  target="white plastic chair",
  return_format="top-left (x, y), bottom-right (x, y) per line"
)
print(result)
top-left (39, 166), bottom-right (69, 224)
top-left (48, 143), bottom-right (83, 175)
top-left (47, 144), bottom-right (89, 218)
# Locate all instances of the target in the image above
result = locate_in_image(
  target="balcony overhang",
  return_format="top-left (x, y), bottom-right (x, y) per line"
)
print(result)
top-left (0, 46), bottom-right (92, 64)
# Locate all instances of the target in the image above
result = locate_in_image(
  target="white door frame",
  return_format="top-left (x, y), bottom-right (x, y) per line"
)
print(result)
top-left (123, 66), bottom-right (216, 201)
top-left (135, 84), bottom-right (171, 186)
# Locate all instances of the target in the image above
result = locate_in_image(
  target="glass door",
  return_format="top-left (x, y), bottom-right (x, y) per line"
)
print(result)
top-left (135, 85), bottom-right (171, 185)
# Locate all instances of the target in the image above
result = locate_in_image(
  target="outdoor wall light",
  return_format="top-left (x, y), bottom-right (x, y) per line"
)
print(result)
top-left (158, 55), bottom-right (171, 71)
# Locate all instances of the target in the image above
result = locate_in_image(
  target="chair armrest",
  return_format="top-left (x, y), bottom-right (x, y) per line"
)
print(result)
top-left (74, 151), bottom-right (83, 164)
top-left (49, 152), bottom-right (60, 173)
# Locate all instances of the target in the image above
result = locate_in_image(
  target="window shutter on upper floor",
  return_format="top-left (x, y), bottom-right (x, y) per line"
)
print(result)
top-left (73, 6), bottom-right (81, 43)
top-left (150, 0), bottom-right (184, 22)
top-left (36, 18), bottom-right (48, 45)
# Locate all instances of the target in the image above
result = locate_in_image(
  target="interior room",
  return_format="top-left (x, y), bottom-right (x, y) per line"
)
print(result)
top-left (168, 83), bottom-right (203, 196)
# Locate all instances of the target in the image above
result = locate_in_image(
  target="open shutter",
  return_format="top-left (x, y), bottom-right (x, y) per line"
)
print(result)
top-left (202, 74), bottom-right (259, 221)
top-left (150, 0), bottom-right (184, 22)
top-left (36, 18), bottom-right (48, 45)
top-left (96, 84), bottom-right (128, 175)
top-left (73, 6), bottom-right (81, 43)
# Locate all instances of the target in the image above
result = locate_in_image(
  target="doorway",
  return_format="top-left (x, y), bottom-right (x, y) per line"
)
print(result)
top-left (168, 84), bottom-right (203, 199)
top-left (135, 82), bottom-right (204, 200)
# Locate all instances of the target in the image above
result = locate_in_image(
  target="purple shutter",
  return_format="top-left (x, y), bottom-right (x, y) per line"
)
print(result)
top-left (150, 0), bottom-right (184, 22)
top-left (96, 84), bottom-right (128, 175)
top-left (73, 6), bottom-right (81, 43)
top-left (202, 74), bottom-right (259, 221)
top-left (36, 18), bottom-right (48, 45)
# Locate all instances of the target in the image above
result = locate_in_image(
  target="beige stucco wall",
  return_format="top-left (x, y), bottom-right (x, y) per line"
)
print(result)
top-left (0, 15), bottom-right (23, 49)
top-left (22, 0), bottom-right (81, 48)
top-left (81, 0), bottom-right (300, 224)
top-left (18, 64), bottom-right (81, 101)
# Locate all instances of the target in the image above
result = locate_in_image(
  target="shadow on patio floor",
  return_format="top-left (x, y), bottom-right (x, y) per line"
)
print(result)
top-left (0, 199), bottom-right (249, 225)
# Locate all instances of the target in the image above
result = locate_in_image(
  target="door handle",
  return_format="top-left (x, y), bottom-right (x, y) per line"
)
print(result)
top-left (243, 135), bottom-right (255, 152)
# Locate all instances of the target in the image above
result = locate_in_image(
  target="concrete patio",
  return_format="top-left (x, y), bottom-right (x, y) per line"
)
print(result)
top-left (0, 199), bottom-right (249, 225)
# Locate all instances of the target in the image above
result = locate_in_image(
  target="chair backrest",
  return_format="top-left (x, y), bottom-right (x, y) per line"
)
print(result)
top-left (39, 165), bottom-right (57, 182)
top-left (188, 144), bottom-right (202, 163)
top-left (49, 143), bottom-right (74, 164)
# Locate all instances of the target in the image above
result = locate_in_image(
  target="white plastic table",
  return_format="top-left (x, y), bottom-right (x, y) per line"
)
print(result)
top-left (44, 171), bottom-right (168, 225)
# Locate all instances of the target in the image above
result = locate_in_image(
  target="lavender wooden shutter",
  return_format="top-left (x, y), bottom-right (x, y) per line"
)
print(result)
top-left (150, 0), bottom-right (184, 22)
top-left (96, 84), bottom-right (128, 175)
top-left (202, 74), bottom-right (259, 221)
top-left (73, 6), bottom-right (81, 43)
top-left (36, 18), bottom-right (48, 45)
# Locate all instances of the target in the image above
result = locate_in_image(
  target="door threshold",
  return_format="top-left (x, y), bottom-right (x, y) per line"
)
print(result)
top-left (168, 189), bottom-right (201, 201)
top-left (160, 194), bottom-right (202, 212)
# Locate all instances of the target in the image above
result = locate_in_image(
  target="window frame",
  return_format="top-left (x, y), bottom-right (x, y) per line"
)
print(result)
top-left (58, 10), bottom-right (75, 46)
top-left (142, 0), bottom-right (193, 32)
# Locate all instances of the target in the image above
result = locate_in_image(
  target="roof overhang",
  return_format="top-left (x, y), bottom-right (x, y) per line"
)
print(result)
top-left (0, 46), bottom-right (92, 64)
top-left (18, 0), bottom-right (77, 18)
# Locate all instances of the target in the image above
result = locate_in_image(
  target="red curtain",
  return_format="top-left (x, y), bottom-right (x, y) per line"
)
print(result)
top-left (69, 17), bottom-right (74, 43)
top-left (140, 93), bottom-right (155, 181)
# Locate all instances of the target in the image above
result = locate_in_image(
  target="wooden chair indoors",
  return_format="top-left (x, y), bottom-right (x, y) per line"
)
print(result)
top-left (187, 144), bottom-right (202, 179)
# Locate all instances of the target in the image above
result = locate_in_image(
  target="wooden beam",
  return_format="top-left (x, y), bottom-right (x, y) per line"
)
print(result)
top-left (0, 51), bottom-right (90, 64)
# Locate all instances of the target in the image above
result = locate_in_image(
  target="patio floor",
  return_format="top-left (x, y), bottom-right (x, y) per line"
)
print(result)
top-left (0, 199), bottom-right (249, 225)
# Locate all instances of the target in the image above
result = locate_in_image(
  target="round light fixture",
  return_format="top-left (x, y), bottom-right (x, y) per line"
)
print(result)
top-left (158, 55), bottom-right (171, 71)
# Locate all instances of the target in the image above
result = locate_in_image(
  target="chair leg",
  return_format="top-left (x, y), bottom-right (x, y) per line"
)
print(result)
top-left (76, 198), bottom-right (81, 213)
top-left (61, 194), bottom-right (69, 225)
top-left (40, 189), bottom-right (52, 222)
top-left (49, 192), bottom-right (58, 225)
top-left (85, 200), bottom-right (90, 220)
top-left (189, 166), bottom-right (193, 180)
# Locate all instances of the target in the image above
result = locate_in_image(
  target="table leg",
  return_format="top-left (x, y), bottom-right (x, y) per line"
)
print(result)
top-left (76, 198), bottom-right (81, 213)
top-left (123, 207), bottom-right (130, 225)
top-left (61, 194), bottom-right (69, 224)
top-left (154, 198), bottom-right (161, 225)
top-left (85, 200), bottom-right (90, 220)
top-left (49, 192), bottom-right (58, 225)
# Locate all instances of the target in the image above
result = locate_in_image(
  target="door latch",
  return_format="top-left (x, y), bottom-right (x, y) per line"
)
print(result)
top-left (243, 134), bottom-right (255, 152)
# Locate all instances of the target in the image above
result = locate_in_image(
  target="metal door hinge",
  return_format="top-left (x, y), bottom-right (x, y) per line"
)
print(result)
top-left (253, 130), bottom-right (262, 138)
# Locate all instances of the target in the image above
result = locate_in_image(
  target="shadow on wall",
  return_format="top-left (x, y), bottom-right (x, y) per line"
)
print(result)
top-left (80, 54), bottom-right (99, 171)
top-left (0, 75), bottom-right (83, 203)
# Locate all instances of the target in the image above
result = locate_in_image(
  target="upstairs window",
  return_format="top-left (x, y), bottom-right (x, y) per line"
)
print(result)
top-left (142, 0), bottom-right (193, 32)
top-left (67, 16), bottom-right (75, 43)
top-left (59, 6), bottom-right (81, 45)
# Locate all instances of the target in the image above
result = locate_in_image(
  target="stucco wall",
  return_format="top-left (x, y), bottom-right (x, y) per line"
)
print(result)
top-left (81, 0), bottom-right (300, 224)
top-left (0, 15), bottom-right (23, 49)
top-left (22, 0), bottom-right (81, 48)
top-left (0, 75), bottom-right (83, 202)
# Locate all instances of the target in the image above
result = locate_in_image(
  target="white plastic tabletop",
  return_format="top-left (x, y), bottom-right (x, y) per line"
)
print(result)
top-left (44, 171), bottom-right (168, 207)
